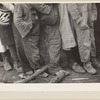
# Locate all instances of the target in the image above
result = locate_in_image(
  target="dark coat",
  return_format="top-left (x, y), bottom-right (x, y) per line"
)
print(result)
top-left (0, 5), bottom-right (15, 46)
top-left (0, 25), bottom-right (15, 46)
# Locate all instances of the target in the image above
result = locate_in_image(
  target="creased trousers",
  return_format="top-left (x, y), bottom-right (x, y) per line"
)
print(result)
top-left (73, 21), bottom-right (96, 62)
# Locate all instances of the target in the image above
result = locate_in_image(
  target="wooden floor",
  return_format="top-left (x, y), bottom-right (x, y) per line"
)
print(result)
top-left (0, 61), bottom-right (100, 83)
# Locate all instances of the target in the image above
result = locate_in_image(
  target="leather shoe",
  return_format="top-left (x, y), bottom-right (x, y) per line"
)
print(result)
top-left (83, 61), bottom-right (97, 74)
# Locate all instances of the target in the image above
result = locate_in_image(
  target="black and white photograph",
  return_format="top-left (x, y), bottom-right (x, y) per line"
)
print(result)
top-left (0, 3), bottom-right (100, 84)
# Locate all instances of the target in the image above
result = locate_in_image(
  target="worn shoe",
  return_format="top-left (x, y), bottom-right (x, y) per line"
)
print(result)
top-left (47, 63), bottom-right (63, 75)
top-left (13, 61), bottom-right (23, 73)
top-left (55, 70), bottom-right (70, 76)
top-left (71, 62), bottom-right (85, 74)
top-left (18, 70), bottom-right (34, 79)
top-left (3, 57), bottom-right (12, 71)
top-left (83, 62), bottom-right (97, 74)
top-left (91, 57), bottom-right (100, 68)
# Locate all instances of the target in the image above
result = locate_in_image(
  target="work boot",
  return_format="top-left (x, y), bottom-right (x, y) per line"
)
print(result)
top-left (91, 57), bottom-right (100, 68)
top-left (3, 57), bottom-right (12, 71)
top-left (83, 61), bottom-right (97, 75)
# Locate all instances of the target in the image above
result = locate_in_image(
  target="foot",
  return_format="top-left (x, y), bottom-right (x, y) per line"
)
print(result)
top-left (71, 62), bottom-right (85, 74)
top-left (55, 70), bottom-right (70, 76)
top-left (83, 62), bottom-right (97, 74)
top-left (91, 57), bottom-right (100, 68)
top-left (47, 63), bottom-right (63, 75)
top-left (18, 70), bottom-right (33, 79)
top-left (49, 70), bottom-right (70, 83)
top-left (13, 61), bottom-right (23, 73)
top-left (3, 57), bottom-right (12, 71)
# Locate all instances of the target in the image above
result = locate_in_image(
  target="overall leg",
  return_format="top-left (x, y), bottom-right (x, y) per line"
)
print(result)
top-left (73, 21), bottom-right (97, 74)
top-left (23, 35), bottom-right (40, 71)
top-left (22, 22), bottom-right (41, 71)
top-left (43, 24), bottom-right (63, 74)
top-left (90, 27), bottom-right (100, 68)
top-left (73, 21), bottom-right (91, 62)
top-left (12, 23), bottom-right (32, 73)
top-left (8, 44), bottom-right (22, 72)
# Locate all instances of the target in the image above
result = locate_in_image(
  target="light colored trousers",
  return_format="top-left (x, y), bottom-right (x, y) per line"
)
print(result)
top-left (73, 21), bottom-right (96, 62)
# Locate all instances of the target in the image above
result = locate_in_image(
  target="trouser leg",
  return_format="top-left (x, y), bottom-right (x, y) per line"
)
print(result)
top-left (12, 23), bottom-right (32, 72)
top-left (43, 24), bottom-right (62, 74)
top-left (94, 30), bottom-right (100, 56)
top-left (8, 44), bottom-right (19, 62)
top-left (44, 24), bottom-right (61, 64)
top-left (22, 31), bottom-right (40, 71)
top-left (39, 27), bottom-right (47, 65)
top-left (73, 21), bottom-right (91, 62)
top-left (89, 27), bottom-right (96, 58)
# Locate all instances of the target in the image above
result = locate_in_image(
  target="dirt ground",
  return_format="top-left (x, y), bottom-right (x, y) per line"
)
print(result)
top-left (0, 60), bottom-right (100, 83)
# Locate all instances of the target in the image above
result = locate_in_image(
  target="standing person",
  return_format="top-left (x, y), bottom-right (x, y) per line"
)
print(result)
top-left (67, 3), bottom-right (100, 74)
top-left (14, 3), bottom-right (68, 76)
top-left (33, 4), bottom-right (67, 75)
top-left (58, 4), bottom-right (86, 73)
top-left (0, 4), bottom-right (22, 72)
top-left (14, 4), bottom-right (41, 73)
top-left (12, 22), bottom-right (34, 76)
top-left (2, 3), bottom-right (34, 76)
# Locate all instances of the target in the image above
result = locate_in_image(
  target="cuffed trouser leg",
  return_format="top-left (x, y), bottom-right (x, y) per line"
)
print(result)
top-left (43, 23), bottom-right (62, 74)
top-left (73, 21), bottom-right (91, 62)
top-left (44, 24), bottom-right (61, 64)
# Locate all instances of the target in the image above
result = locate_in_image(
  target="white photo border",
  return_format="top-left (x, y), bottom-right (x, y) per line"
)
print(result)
top-left (0, 1), bottom-right (100, 100)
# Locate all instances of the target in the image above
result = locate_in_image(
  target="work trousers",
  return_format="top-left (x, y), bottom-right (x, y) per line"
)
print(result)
top-left (12, 23), bottom-right (32, 72)
top-left (42, 23), bottom-right (62, 73)
top-left (73, 21), bottom-right (96, 62)
top-left (22, 22), bottom-right (40, 70)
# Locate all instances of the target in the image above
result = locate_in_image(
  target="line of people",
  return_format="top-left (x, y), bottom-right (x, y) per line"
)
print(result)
top-left (0, 3), bottom-right (100, 79)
